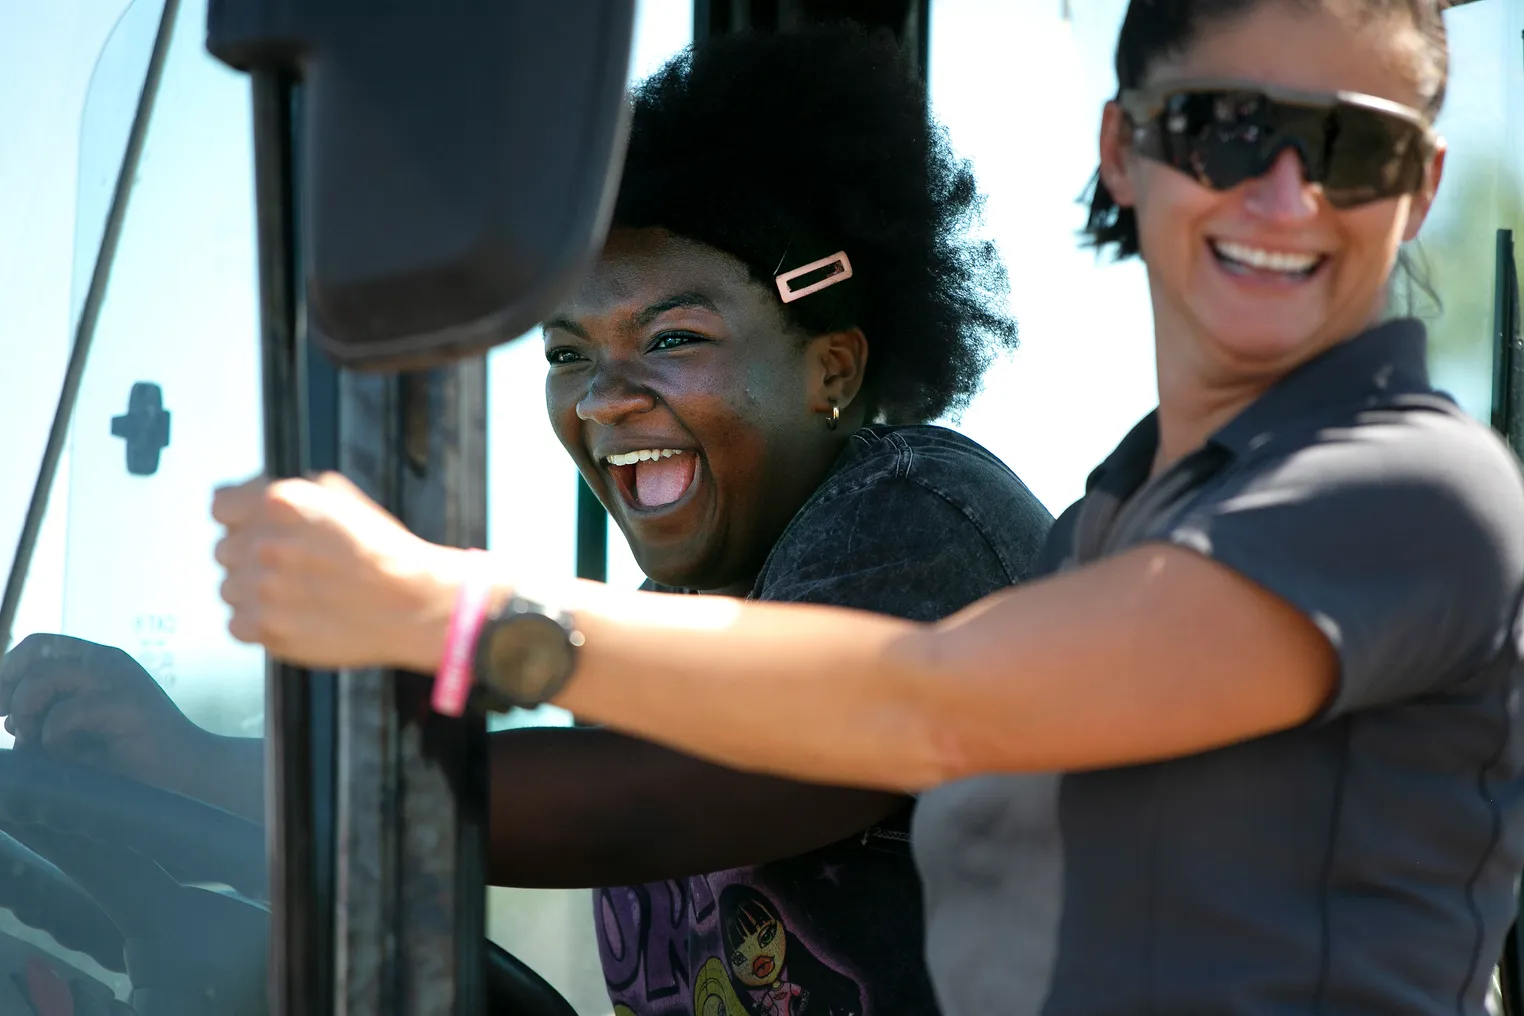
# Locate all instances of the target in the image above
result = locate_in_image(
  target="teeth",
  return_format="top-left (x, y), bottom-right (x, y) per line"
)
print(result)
top-left (605, 448), bottom-right (685, 466)
top-left (1213, 240), bottom-right (1322, 274)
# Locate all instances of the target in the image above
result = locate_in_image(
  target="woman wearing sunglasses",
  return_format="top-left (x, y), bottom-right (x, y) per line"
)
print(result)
top-left (215, 0), bottom-right (1524, 1012)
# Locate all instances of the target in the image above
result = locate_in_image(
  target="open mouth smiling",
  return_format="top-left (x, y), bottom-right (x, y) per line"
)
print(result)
top-left (602, 447), bottom-right (700, 513)
top-left (1209, 238), bottom-right (1330, 282)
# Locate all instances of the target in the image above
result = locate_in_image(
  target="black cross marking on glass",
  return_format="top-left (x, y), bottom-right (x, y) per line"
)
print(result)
top-left (111, 382), bottom-right (172, 476)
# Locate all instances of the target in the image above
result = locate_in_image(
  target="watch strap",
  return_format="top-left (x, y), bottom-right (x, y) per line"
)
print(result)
top-left (473, 596), bottom-right (584, 710)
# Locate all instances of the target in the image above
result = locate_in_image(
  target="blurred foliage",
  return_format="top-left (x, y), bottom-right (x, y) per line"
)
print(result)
top-left (1389, 130), bottom-right (1523, 420)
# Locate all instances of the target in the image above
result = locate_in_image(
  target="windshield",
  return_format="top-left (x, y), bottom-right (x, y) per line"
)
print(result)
top-left (0, 0), bottom-right (268, 1010)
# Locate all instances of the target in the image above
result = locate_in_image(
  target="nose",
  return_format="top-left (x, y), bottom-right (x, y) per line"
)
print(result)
top-left (575, 363), bottom-right (657, 424)
top-left (1241, 148), bottom-right (1319, 222)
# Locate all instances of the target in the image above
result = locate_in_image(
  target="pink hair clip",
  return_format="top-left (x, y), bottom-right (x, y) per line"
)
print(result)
top-left (775, 251), bottom-right (853, 304)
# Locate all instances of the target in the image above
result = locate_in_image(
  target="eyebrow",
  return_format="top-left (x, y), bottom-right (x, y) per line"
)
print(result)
top-left (542, 291), bottom-right (721, 340)
top-left (634, 291), bottom-right (720, 328)
top-left (541, 315), bottom-right (586, 339)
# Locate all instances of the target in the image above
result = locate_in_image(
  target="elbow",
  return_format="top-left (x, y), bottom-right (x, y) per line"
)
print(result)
top-left (895, 626), bottom-right (982, 792)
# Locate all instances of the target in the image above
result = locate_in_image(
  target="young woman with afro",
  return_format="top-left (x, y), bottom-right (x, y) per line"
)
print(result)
top-left (0, 23), bottom-right (1050, 1016)
top-left (510, 26), bottom-right (1048, 1016)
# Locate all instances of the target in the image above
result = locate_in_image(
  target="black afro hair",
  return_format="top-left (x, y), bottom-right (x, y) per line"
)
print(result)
top-left (613, 24), bottom-right (1017, 424)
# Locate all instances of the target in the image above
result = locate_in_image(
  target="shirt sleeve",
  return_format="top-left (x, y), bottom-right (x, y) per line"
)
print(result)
top-left (754, 478), bottom-right (1037, 622)
top-left (1167, 411), bottom-right (1524, 717)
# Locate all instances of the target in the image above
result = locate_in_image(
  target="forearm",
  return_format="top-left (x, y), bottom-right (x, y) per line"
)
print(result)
top-left (555, 550), bottom-right (1335, 785)
top-left (487, 726), bottom-right (904, 888)
top-left (386, 546), bottom-right (1334, 793)
top-left (547, 583), bottom-right (949, 791)
top-left (381, 565), bottom-right (951, 793)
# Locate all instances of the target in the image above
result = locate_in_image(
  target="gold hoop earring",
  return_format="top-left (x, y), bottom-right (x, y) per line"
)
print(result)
top-left (826, 404), bottom-right (840, 431)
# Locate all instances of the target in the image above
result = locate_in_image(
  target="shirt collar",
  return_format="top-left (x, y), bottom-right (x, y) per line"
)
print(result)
top-left (1085, 318), bottom-right (1434, 497)
top-left (1211, 317), bottom-right (1432, 456)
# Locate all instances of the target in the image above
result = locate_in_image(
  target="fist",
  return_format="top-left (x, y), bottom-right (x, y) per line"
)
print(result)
top-left (212, 472), bottom-right (466, 670)
top-left (0, 633), bottom-right (211, 796)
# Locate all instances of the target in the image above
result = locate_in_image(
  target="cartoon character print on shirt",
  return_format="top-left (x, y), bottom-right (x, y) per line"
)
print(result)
top-left (693, 885), bottom-right (863, 1016)
top-left (598, 869), bottom-right (871, 1016)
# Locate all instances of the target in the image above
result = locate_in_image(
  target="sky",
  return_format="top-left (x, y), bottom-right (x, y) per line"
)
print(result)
top-left (0, 0), bottom-right (1521, 739)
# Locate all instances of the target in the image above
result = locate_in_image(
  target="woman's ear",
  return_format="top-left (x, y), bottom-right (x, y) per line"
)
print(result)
top-left (1098, 101), bottom-right (1138, 209)
top-left (807, 327), bottom-right (869, 414)
top-left (1402, 139), bottom-right (1447, 243)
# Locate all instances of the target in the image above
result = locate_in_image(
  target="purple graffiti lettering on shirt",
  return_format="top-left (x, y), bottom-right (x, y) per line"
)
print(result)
top-left (690, 874), bottom-right (717, 926)
top-left (597, 880), bottom-right (694, 1003)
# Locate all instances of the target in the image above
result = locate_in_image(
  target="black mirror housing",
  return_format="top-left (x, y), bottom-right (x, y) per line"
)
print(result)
top-left (207, 0), bottom-right (636, 371)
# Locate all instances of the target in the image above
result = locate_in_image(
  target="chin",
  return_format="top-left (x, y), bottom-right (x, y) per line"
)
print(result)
top-left (1208, 322), bottom-right (1325, 368)
top-left (1191, 292), bottom-right (1345, 371)
top-left (635, 547), bottom-right (715, 591)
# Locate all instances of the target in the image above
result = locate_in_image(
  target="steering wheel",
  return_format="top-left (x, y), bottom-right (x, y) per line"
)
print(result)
top-left (0, 749), bottom-right (578, 1016)
top-left (0, 748), bottom-right (267, 895)
top-left (0, 749), bottom-right (269, 1014)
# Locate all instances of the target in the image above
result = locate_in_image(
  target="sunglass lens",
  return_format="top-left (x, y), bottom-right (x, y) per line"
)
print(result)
top-left (1145, 90), bottom-right (1426, 207)
top-left (1321, 106), bottom-right (1427, 208)
top-left (1156, 92), bottom-right (1268, 191)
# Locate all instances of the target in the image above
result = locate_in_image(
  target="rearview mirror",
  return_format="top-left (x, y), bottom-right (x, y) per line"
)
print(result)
top-left (207, 0), bottom-right (636, 371)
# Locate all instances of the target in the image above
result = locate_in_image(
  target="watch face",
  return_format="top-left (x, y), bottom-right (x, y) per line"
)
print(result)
top-left (482, 613), bottom-right (574, 705)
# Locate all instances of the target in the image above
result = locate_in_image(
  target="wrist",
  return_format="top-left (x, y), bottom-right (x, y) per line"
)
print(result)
top-left (391, 544), bottom-right (510, 675)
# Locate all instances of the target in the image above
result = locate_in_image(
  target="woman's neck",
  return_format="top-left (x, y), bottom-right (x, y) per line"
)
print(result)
top-left (1151, 353), bottom-right (1272, 476)
top-left (1147, 294), bottom-right (1387, 476)
top-left (692, 429), bottom-right (859, 597)
top-left (1148, 307), bottom-right (1286, 477)
top-left (700, 575), bottom-right (762, 597)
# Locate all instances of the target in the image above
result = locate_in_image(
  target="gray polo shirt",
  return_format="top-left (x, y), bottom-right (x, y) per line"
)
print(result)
top-left (913, 319), bottom-right (1524, 1016)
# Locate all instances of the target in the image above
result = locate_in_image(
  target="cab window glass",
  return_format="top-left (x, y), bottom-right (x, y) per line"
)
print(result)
top-left (1, 0), bottom-right (144, 656)
top-left (928, 0), bottom-right (1156, 513)
top-left (0, 0), bottom-right (268, 1012)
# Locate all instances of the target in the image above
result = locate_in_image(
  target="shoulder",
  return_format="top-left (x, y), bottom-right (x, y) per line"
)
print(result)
top-left (830, 424), bottom-right (1029, 490)
top-left (820, 425), bottom-right (1053, 574)
top-left (1223, 399), bottom-right (1524, 555)
top-left (752, 427), bottom-right (1053, 619)
top-left (1175, 401), bottom-right (1524, 701)
top-left (809, 425), bottom-right (1052, 577)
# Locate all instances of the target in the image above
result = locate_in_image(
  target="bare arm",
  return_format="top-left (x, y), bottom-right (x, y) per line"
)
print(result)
top-left (212, 427), bottom-right (1523, 796)
top-left (486, 726), bottom-right (903, 887)
top-left (214, 477), bottom-right (1338, 793)
top-left (395, 544), bottom-right (1336, 793)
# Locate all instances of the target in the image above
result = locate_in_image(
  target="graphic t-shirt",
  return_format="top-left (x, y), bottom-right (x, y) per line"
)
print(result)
top-left (594, 425), bottom-right (1054, 1016)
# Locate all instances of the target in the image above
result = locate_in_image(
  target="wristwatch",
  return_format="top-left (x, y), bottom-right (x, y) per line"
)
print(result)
top-left (470, 596), bottom-right (583, 711)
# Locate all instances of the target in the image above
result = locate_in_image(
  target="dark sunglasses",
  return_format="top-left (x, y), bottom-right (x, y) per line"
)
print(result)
top-left (1118, 78), bottom-right (1438, 209)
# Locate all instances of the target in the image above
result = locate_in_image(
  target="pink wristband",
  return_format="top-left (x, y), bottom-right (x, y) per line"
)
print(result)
top-left (432, 549), bottom-right (493, 717)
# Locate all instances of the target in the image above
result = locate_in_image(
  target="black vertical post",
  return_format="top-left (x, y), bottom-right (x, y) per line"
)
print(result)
top-left (1490, 230), bottom-right (1521, 1016)
top-left (297, 77), bottom-right (341, 1013)
top-left (329, 360), bottom-right (490, 1016)
top-left (251, 69), bottom-right (331, 1016)
top-left (1491, 230), bottom-right (1521, 449)
top-left (575, 479), bottom-right (609, 583)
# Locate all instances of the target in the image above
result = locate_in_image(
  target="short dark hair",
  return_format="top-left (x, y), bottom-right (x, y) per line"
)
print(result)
top-left (1082, 0), bottom-right (1451, 259)
top-left (613, 25), bottom-right (1017, 424)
